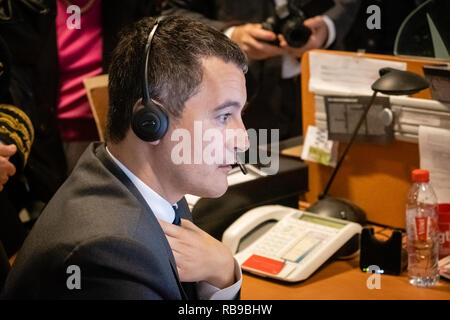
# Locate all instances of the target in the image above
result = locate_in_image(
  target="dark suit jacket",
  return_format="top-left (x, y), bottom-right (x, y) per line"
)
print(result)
top-left (1, 143), bottom-right (197, 299)
top-left (163, 0), bottom-right (359, 140)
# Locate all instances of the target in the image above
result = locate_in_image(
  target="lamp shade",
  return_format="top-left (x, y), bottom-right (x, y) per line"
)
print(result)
top-left (371, 68), bottom-right (429, 95)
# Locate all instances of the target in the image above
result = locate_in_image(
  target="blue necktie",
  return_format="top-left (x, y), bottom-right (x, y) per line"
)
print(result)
top-left (172, 205), bottom-right (181, 226)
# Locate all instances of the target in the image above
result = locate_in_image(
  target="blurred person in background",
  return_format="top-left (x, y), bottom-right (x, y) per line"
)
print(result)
top-left (163, 0), bottom-right (360, 141)
top-left (0, 0), bottom-right (161, 256)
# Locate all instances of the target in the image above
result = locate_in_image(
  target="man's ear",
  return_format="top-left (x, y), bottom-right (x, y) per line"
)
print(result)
top-left (133, 98), bottom-right (144, 111)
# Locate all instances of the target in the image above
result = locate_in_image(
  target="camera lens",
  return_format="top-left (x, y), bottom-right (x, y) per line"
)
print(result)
top-left (281, 19), bottom-right (311, 48)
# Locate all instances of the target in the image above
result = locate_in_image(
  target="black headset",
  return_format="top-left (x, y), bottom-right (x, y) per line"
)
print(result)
top-left (131, 18), bottom-right (169, 142)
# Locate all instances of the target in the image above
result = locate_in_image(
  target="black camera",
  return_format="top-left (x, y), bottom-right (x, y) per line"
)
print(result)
top-left (262, 0), bottom-right (334, 48)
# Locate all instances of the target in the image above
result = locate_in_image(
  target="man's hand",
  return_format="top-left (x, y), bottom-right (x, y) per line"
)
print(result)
top-left (0, 144), bottom-right (17, 191)
top-left (231, 23), bottom-right (284, 60)
top-left (159, 218), bottom-right (236, 289)
top-left (278, 15), bottom-right (329, 59)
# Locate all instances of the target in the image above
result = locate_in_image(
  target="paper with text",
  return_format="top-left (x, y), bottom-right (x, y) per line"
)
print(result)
top-left (419, 126), bottom-right (450, 203)
top-left (301, 126), bottom-right (338, 167)
top-left (309, 52), bottom-right (407, 96)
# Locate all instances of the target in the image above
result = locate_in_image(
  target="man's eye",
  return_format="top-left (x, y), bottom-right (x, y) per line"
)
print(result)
top-left (218, 113), bottom-right (232, 123)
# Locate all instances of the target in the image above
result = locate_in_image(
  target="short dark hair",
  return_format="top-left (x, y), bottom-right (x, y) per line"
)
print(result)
top-left (107, 15), bottom-right (248, 143)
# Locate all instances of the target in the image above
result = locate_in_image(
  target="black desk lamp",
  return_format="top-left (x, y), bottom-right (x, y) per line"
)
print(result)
top-left (307, 67), bottom-right (429, 257)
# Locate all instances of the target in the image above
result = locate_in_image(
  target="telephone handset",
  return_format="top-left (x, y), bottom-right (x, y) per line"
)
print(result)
top-left (222, 205), bottom-right (291, 254)
top-left (222, 205), bottom-right (362, 282)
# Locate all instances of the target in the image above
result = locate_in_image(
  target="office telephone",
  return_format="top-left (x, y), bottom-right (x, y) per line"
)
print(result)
top-left (222, 205), bottom-right (362, 282)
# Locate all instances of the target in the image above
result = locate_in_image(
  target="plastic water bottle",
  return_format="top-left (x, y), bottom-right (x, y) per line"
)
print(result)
top-left (406, 169), bottom-right (440, 287)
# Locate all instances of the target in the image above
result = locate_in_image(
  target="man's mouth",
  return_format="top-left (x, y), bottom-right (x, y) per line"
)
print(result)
top-left (218, 164), bottom-right (233, 168)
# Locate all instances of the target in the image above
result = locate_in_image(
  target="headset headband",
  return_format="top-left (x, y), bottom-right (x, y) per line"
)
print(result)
top-left (142, 19), bottom-right (161, 105)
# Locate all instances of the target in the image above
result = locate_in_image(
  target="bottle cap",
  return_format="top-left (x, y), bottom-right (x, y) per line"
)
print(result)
top-left (412, 169), bottom-right (429, 182)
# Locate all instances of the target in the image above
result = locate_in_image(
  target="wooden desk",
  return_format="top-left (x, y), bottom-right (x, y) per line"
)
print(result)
top-left (241, 257), bottom-right (450, 300)
top-left (241, 225), bottom-right (450, 299)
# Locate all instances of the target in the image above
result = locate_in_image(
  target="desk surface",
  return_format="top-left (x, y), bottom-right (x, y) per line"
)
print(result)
top-left (241, 256), bottom-right (450, 300)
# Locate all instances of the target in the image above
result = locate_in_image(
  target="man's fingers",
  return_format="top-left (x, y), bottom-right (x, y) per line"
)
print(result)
top-left (158, 218), bottom-right (200, 239)
top-left (157, 218), bottom-right (181, 237)
top-left (277, 34), bottom-right (288, 48)
top-left (253, 41), bottom-right (283, 56)
top-left (165, 234), bottom-right (184, 254)
top-left (0, 144), bottom-right (17, 157)
top-left (249, 25), bottom-right (277, 42)
top-left (0, 172), bottom-right (11, 186)
top-left (304, 16), bottom-right (324, 29)
top-left (303, 16), bottom-right (328, 48)
top-left (165, 236), bottom-right (195, 282)
top-left (159, 217), bottom-right (199, 232)
top-left (245, 37), bottom-right (283, 58)
top-left (178, 218), bottom-right (198, 231)
top-left (232, 23), bottom-right (284, 60)
top-left (0, 158), bottom-right (16, 177)
top-left (6, 161), bottom-right (16, 176)
top-left (170, 250), bottom-right (185, 278)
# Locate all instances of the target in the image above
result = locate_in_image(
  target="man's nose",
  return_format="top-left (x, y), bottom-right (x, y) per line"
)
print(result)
top-left (230, 120), bottom-right (249, 153)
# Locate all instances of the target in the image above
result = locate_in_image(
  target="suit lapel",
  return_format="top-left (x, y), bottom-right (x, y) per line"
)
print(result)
top-left (94, 143), bottom-right (190, 300)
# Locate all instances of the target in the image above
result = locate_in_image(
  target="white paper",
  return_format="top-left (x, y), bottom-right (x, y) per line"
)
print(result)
top-left (309, 52), bottom-right (407, 96)
top-left (399, 110), bottom-right (442, 127)
top-left (419, 126), bottom-right (450, 203)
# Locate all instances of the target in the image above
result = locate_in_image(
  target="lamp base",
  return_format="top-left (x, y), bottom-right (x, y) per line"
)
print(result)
top-left (307, 196), bottom-right (367, 258)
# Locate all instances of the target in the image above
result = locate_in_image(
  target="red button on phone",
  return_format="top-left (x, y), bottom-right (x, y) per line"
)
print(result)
top-left (242, 254), bottom-right (284, 275)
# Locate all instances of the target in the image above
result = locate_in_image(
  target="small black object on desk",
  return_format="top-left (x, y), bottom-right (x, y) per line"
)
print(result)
top-left (360, 227), bottom-right (407, 275)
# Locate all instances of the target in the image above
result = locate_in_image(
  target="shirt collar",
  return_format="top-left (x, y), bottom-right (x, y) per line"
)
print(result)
top-left (106, 146), bottom-right (176, 223)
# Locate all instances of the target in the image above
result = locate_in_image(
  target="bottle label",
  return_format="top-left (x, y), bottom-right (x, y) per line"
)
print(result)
top-left (415, 216), bottom-right (429, 241)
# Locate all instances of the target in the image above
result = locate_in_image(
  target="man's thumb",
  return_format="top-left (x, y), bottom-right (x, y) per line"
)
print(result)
top-left (0, 144), bottom-right (17, 157)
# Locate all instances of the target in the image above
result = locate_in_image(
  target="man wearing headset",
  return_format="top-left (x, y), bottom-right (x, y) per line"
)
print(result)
top-left (2, 16), bottom-right (249, 299)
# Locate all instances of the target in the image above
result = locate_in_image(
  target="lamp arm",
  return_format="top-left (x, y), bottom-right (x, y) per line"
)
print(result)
top-left (320, 91), bottom-right (379, 199)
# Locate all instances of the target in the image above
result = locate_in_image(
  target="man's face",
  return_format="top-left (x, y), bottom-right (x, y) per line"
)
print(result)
top-left (159, 57), bottom-right (248, 199)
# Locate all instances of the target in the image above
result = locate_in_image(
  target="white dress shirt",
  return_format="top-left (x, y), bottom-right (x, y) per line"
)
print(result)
top-left (106, 147), bottom-right (242, 300)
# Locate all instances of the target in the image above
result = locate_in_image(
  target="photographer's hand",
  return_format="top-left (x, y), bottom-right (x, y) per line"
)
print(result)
top-left (278, 15), bottom-right (329, 59)
top-left (0, 144), bottom-right (17, 191)
top-left (231, 23), bottom-right (284, 60)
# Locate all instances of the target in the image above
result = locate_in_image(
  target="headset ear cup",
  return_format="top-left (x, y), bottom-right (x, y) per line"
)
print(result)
top-left (132, 102), bottom-right (169, 142)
